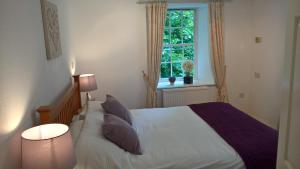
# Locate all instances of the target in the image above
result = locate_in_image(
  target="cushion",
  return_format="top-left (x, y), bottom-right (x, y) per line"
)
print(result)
top-left (101, 95), bottom-right (132, 125)
top-left (102, 114), bottom-right (142, 155)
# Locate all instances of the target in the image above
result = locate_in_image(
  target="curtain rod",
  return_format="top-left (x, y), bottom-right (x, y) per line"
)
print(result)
top-left (137, 0), bottom-right (167, 4)
top-left (137, 0), bottom-right (228, 4)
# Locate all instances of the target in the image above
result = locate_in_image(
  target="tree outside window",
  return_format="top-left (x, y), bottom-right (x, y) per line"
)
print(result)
top-left (161, 9), bottom-right (195, 79)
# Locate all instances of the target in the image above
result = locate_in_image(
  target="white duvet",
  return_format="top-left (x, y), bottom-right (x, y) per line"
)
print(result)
top-left (73, 101), bottom-right (245, 169)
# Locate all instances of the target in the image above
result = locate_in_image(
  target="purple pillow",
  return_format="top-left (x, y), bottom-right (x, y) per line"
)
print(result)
top-left (101, 95), bottom-right (132, 125)
top-left (102, 114), bottom-right (142, 155)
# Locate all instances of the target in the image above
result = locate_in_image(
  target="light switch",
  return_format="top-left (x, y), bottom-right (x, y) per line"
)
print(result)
top-left (254, 72), bottom-right (261, 79)
top-left (239, 93), bottom-right (245, 99)
top-left (255, 37), bottom-right (262, 43)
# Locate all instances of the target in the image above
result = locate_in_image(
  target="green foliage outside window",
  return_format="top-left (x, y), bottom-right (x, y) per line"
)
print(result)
top-left (161, 9), bottom-right (195, 78)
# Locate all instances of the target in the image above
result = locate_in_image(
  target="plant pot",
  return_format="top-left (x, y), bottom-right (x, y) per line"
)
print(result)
top-left (168, 76), bottom-right (176, 85)
top-left (184, 76), bottom-right (193, 84)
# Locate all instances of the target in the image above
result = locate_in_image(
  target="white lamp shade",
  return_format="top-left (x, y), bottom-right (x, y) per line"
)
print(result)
top-left (79, 74), bottom-right (98, 92)
top-left (21, 124), bottom-right (76, 169)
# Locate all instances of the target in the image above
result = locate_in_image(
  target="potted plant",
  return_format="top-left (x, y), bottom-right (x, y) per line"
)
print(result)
top-left (168, 76), bottom-right (176, 85)
top-left (182, 60), bottom-right (194, 84)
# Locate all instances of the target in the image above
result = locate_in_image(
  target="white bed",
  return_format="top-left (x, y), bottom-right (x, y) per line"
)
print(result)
top-left (72, 101), bottom-right (245, 169)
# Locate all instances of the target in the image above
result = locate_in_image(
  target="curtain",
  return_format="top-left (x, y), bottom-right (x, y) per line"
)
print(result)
top-left (209, 0), bottom-right (229, 102)
top-left (143, 1), bottom-right (167, 108)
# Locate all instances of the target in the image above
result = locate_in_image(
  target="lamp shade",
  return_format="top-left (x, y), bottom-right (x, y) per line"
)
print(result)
top-left (79, 74), bottom-right (98, 92)
top-left (21, 124), bottom-right (76, 169)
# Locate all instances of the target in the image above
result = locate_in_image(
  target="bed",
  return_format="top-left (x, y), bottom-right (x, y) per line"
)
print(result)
top-left (37, 76), bottom-right (278, 169)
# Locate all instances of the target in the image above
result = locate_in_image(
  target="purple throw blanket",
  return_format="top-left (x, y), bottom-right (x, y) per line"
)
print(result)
top-left (189, 102), bottom-right (278, 169)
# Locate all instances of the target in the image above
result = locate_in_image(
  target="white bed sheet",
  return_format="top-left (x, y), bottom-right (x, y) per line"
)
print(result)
top-left (73, 101), bottom-right (245, 169)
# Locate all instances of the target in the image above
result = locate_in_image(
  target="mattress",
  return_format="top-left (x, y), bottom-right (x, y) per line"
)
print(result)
top-left (72, 101), bottom-right (245, 169)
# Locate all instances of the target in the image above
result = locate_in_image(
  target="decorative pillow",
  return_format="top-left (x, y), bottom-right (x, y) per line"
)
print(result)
top-left (101, 95), bottom-right (132, 125)
top-left (102, 114), bottom-right (142, 155)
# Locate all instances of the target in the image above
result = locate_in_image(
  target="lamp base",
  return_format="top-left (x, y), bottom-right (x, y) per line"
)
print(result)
top-left (85, 92), bottom-right (90, 112)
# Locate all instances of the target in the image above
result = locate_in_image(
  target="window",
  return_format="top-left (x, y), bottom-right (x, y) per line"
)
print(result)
top-left (161, 9), bottom-right (196, 79)
top-left (158, 4), bottom-right (215, 88)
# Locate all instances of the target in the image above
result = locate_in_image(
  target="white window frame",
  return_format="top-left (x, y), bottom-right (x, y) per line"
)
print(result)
top-left (160, 7), bottom-right (200, 82)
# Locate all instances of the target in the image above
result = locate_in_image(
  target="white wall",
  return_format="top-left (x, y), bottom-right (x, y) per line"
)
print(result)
top-left (70, 0), bottom-right (147, 109)
top-left (224, 0), bottom-right (254, 113)
top-left (224, 0), bottom-right (287, 129)
top-left (249, 0), bottom-right (287, 129)
top-left (197, 4), bottom-right (215, 85)
top-left (0, 0), bottom-right (72, 168)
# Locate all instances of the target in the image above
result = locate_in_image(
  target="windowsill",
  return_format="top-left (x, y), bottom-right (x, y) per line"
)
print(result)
top-left (157, 80), bottom-right (215, 90)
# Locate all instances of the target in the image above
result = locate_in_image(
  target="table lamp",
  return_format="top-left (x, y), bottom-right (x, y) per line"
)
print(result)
top-left (21, 124), bottom-right (76, 169)
top-left (79, 74), bottom-right (98, 109)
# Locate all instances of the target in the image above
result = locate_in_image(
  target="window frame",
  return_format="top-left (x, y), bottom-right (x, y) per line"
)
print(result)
top-left (160, 8), bottom-right (199, 82)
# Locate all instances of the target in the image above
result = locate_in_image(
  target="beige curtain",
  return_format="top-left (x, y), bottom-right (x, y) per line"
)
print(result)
top-left (209, 0), bottom-right (229, 102)
top-left (143, 1), bottom-right (167, 108)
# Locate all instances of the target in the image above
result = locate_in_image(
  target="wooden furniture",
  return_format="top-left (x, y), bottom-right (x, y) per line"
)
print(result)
top-left (37, 75), bottom-right (82, 125)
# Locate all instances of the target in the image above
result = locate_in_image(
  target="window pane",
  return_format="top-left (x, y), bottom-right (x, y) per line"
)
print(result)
top-left (171, 46), bottom-right (183, 62)
top-left (183, 10), bottom-right (194, 27)
top-left (163, 29), bottom-right (170, 44)
top-left (160, 63), bottom-right (171, 78)
top-left (172, 62), bottom-right (183, 77)
top-left (162, 47), bottom-right (170, 62)
top-left (165, 12), bottom-right (170, 26)
top-left (183, 27), bottom-right (194, 44)
top-left (169, 11), bottom-right (182, 27)
top-left (161, 9), bottom-right (197, 80)
top-left (171, 28), bottom-right (182, 44)
top-left (184, 46), bottom-right (194, 60)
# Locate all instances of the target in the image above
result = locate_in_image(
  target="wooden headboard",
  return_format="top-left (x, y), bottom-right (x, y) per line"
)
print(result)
top-left (37, 75), bottom-right (82, 125)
